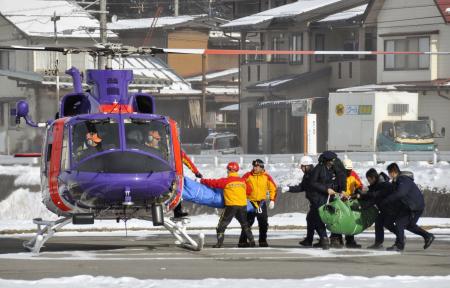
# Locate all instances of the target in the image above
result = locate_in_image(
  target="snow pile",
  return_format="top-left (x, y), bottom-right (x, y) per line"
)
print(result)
top-left (1, 274), bottom-right (450, 288)
top-left (0, 189), bottom-right (54, 221)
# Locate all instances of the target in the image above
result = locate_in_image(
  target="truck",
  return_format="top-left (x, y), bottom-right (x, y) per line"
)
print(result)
top-left (328, 91), bottom-right (435, 152)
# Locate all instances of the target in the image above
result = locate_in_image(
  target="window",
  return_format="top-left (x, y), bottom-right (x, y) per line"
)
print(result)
top-left (289, 33), bottom-right (303, 64)
top-left (72, 118), bottom-right (120, 162)
top-left (124, 118), bottom-right (171, 161)
top-left (271, 34), bottom-right (286, 62)
top-left (338, 62), bottom-right (342, 79)
top-left (247, 65), bottom-right (251, 82)
top-left (0, 51), bottom-right (9, 70)
top-left (384, 37), bottom-right (430, 70)
top-left (9, 102), bottom-right (16, 128)
top-left (61, 126), bottom-right (70, 170)
top-left (315, 34), bottom-right (325, 63)
top-left (382, 122), bottom-right (394, 138)
top-left (349, 62), bottom-right (353, 79)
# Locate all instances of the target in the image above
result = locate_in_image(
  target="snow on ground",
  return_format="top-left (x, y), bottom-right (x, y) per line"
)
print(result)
top-left (1, 274), bottom-right (450, 288)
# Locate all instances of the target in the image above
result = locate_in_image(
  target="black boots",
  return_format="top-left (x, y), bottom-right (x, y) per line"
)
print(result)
top-left (312, 237), bottom-right (330, 250)
top-left (424, 234), bottom-right (435, 250)
top-left (367, 242), bottom-right (383, 249)
top-left (299, 238), bottom-right (313, 247)
top-left (213, 233), bottom-right (225, 248)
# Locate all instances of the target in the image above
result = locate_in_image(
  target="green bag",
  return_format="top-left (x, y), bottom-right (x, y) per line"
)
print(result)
top-left (319, 198), bottom-right (378, 235)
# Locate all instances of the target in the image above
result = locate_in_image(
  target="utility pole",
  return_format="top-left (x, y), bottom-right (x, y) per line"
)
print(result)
top-left (174, 0), bottom-right (179, 16)
top-left (51, 11), bottom-right (61, 111)
top-left (98, 0), bottom-right (108, 69)
top-left (201, 54), bottom-right (207, 128)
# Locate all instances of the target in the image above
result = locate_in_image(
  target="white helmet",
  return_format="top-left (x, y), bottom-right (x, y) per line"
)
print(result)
top-left (343, 158), bottom-right (353, 170)
top-left (300, 155), bottom-right (314, 166)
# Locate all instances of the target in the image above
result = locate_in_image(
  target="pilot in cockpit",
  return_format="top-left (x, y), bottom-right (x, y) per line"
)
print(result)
top-left (145, 129), bottom-right (161, 150)
top-left (75, 131), bottom-right (102, 160)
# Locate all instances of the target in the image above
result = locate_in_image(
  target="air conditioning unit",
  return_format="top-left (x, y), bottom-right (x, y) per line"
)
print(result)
top-left (388, 103), bottom-right (409, 116)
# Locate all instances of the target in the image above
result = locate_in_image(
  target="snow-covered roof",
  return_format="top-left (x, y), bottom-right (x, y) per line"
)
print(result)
top-left (0, 0), bottom-right (116, 38)
top-left (108, 15), bottom-right (206, 30)
top-left (112, 56), bottom-right (200, 95)
top-left (319, 4), bottom-right (367, 22)
top-left (186, 68), bottom-right (238, 82)
top-left (219, 104), bottom-right (239, 111)
top-left (206, 86), bottom-right (238, 95)
top-left (222, 0), bottom-right (349, 29)
top-left (336, 84), bottom-right (411, 92)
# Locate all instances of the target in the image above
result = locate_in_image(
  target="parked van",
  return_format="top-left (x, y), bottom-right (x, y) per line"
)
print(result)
top-left (200, 132), bottom-right (243, 155)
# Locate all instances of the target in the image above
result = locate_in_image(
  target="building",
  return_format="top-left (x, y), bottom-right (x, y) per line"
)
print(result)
top-left (0, 0), bottom-right (199, 154)
top-left (222, 0), bottom-right (373, 153)
top-left (353, 0), bottom-right (450, 150)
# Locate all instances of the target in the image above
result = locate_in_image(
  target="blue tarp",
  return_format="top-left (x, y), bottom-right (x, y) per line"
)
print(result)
top-left (183, 177), bottom-right (255, 212)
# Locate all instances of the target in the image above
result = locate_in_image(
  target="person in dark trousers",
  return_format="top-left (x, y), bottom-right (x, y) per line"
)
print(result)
top-left (306, 151), bottom-right (343, 250)
top-left (356, 168), bottom-right (396, 249)
top-left (201, 162), bottom-right (255, 248)
top-left (380, 163), bottom-right (435, 251)
top-left (239, 159), bottom-right (277, 247)
top-left (173, 150), bottom-right (203, 219)
top-left (281, 155), bottom-right (319, 247)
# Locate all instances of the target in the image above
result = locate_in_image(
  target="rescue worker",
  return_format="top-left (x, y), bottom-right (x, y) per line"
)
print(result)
top-left (381, 163), bottom-right (435, 251)
top-left (201, 162), bottom-right (255, 248)
top-left (356, 168), bottom-right (396, 249)
top-left (305, 151), bottom-right (344, 250)
top-left (173, 150), bottom-right (203, 219)
top-left (145, 129), bottom-right (161, 149)
top-left (281, 155), bottom-right (321, 247)
top-left (238, 159), bottom-right (277, 247)
top-left (76, 131), bottom-right (102, 160)
top-left (330, 158), bottom-right (363, 248)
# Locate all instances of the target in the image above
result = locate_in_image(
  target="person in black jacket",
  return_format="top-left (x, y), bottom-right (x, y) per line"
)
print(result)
top-left (356, 168), bottom-right (396, 249)
top-left (305, 151), bottom-right (342, 249)
top-left (281, 155), bottom-right (319, 247)
top-left (380, 163), bottom-right (435, 251)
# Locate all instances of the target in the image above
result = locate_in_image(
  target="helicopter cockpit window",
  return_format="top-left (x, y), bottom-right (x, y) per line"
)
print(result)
top-left (124, 118), bottom-right (171, 161)
top-left (72, 118), bottom-right (120, 162)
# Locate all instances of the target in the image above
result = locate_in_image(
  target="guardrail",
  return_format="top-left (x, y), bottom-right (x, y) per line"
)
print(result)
top-left (1, 151), bottom-right (449, 166)
top-left (189, 151), bottom-right (450, 167)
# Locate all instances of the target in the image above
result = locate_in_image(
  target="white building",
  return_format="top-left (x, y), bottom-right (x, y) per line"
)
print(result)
top-left (359, 0), bottom-right (450, 150)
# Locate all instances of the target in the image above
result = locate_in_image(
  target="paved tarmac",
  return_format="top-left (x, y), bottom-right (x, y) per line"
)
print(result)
top-left (0, 231), bottom-right (449, 280)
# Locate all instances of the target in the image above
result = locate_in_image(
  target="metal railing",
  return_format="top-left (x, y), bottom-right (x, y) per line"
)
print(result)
top-left (189, 151), bottom-right (450, 167)
top-left (1, 151), bottom-right (449, 166)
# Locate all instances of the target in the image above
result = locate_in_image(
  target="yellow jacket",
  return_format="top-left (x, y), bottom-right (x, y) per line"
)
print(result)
top-left (344, 170), bottom-right (363, 197)
top-left (243, 171), bottom-right (277, 202)
top-left (200, 172), bottom-right (248, 206)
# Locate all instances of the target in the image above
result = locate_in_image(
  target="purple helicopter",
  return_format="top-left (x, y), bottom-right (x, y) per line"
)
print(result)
top-left (12, 45), bottom-right (205, 254)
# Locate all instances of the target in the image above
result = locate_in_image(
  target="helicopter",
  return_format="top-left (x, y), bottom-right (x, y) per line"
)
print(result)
top-left (11, 44), bottom-right (208, 254)
top-left (7, 43), bottom-right (448, 255)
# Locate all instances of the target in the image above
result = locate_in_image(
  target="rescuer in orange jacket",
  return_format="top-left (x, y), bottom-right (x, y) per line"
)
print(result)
top-left (201, 162), bottom-right (255, 248)
top-left (173, 150), bottom-right (203, 218)
top-left (330, 158), bottom-right (364, 248)
top-left (238, 159), bottom-right (277, 247)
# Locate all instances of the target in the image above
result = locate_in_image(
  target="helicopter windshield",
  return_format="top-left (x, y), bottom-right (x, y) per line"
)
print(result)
top-left (72, 118), bottom-right (120, 162)
top-left (124, 118), bottom-right (171, 161)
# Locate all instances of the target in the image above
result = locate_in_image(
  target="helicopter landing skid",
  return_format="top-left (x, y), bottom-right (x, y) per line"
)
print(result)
top-left (23, 217), bottom-right (72, 255)
top-left (164, 218), bottom-right (204, 251)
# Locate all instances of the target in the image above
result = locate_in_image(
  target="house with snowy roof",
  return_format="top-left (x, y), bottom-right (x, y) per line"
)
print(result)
top-left (221, 0), bottom-right (373, 153)
top-left (336, 0), bottom-right (450, 150)
top-left (0, 0), bottom-right (200, 154)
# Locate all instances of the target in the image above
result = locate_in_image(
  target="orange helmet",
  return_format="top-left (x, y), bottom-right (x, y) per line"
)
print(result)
top-left (226, 162), bottom-right (239, 172)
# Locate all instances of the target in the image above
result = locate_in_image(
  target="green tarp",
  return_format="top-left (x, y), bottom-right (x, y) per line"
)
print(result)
top-left (319, 198), bottom-right (378, 235)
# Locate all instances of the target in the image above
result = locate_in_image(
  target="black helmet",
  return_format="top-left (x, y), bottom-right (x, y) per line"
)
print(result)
top-left (320, 151), bottom-right (337, 161)
top-left (252, 159), bottom-right (265, 168)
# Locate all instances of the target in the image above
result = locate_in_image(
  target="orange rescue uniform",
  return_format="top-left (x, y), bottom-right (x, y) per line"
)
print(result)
top-left (243, 171), bottom-right (277, 203)
top-left (201, 172), bottom-right (249, 206)
top-left (344, 170), bottom-right (363, 198)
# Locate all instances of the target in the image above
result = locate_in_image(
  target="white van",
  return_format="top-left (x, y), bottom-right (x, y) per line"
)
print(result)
top-left (200, 132), bottom-right (243, 155)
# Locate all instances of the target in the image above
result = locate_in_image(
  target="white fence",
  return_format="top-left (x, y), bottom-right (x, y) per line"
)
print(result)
top-left (1, 152), bottom-right (450, 166)
top-left (189, 151), bottom-right (450, 167)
